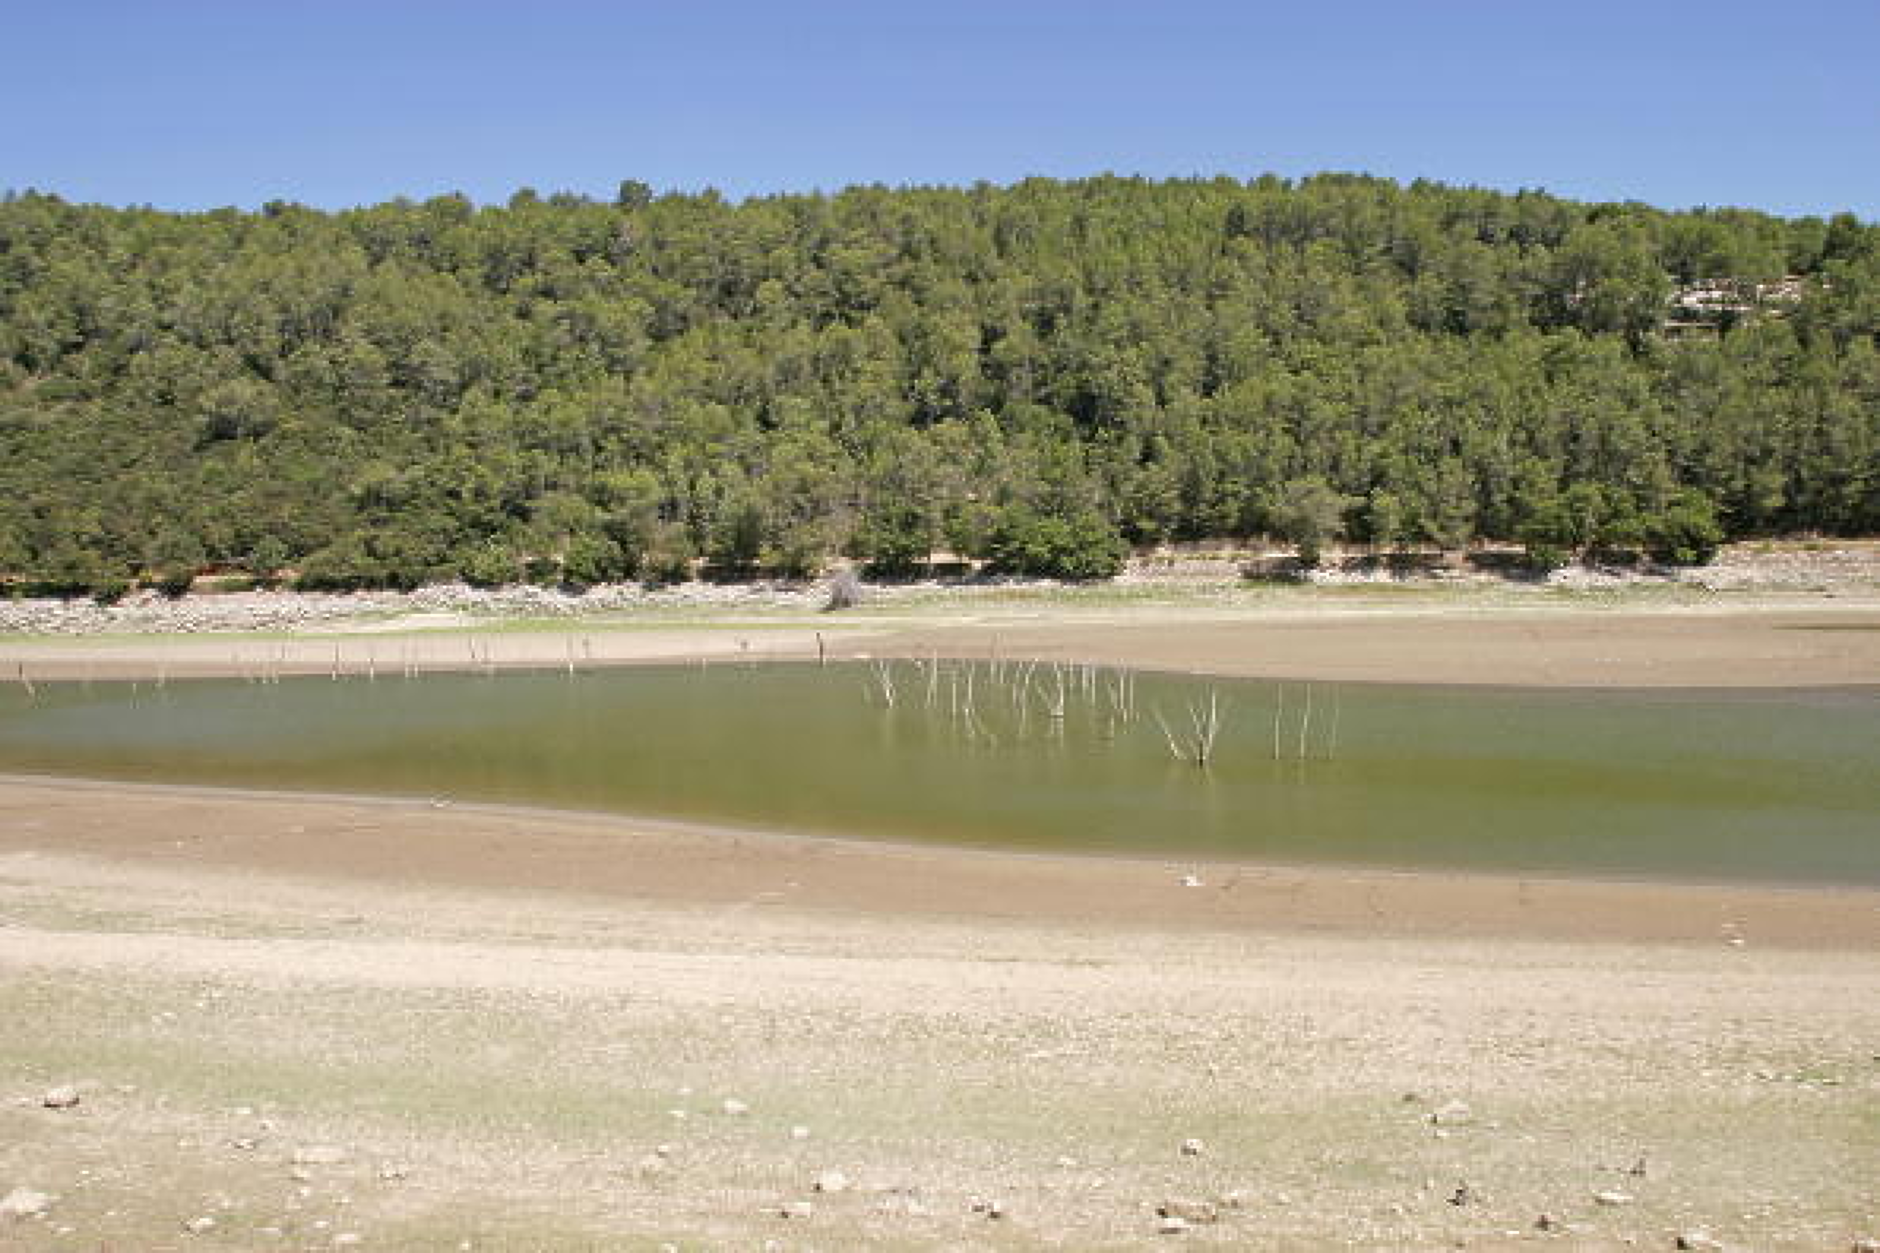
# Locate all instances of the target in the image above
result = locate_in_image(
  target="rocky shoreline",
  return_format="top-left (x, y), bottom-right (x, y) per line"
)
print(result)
top-left (2, 541), bottom-right (1874, 637)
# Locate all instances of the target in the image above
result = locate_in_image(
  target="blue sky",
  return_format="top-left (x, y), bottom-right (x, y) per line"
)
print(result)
top-left (5, 1), bottom-right (1876, 218)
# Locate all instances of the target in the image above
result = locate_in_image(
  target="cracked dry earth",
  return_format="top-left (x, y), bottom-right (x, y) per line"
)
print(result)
top-left (2, 848), bottom-right (1877, 1252)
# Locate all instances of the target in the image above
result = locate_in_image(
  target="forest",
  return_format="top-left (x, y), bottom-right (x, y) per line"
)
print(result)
top-left (1, 173), bottom-right (1875, 595)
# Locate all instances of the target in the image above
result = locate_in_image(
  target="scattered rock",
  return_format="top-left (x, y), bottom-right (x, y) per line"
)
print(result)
top-left (1159, 1214), bottom-right (1191, 1235)
top-left (184, 1215), bottom-right (218, 1235)
top-left (40, 1086), bottom-right (81, 1110)
top-left (1180, 874), bottom-right (1204, 888)
top-left (1675, 1232), bottom-right (1723, 1251)
top-left (1429, 1100), bottom-right (1473, 1127)
top-left (1179, 1137), bottom-right (1206, 1157)
top-left (1, 1188), bottom-right (53, 1219)
top-left (721, 1098), bottom-right (749, 1116)
top-left (1593, 1190), bottom-right (1634, 1207)
top-left (292, 1145), bottom-right (349, 1166)
top-left (1448, 1182), bottom-right (1476, 1207)
top-left (779, 1200), bottom-right (813, 1220)
top-left (813, 1170), bottom-right (849, 1194)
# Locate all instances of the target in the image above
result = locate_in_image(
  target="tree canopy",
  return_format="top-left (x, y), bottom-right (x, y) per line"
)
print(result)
top-left (1, 174), bottom-right (1874, 593)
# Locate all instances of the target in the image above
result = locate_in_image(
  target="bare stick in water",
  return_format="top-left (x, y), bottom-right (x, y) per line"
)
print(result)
top-left (1297, 684), bottom-right (1313, 761)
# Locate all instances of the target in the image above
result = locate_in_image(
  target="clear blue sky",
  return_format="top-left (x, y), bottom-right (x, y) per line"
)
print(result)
top-left (6, 0), bottom-right (1876, 219)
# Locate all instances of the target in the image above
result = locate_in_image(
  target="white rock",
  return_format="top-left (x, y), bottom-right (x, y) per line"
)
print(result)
top-left (1674, 1232), bottom-right (1722, 1251)
top-left (779, 1200), bottom-right (814, 1220)
top-left (790, 1125), bottom-right (810, 1140)
top-left (292, 1144), bottom-right (349, 1166)
top-left (1159, 1214), bottom-right (1191, 1235)
top-left (333, 1235), bottom-right (363, 1248)
top-left (721, 1098), bottom-right (749, 1116)
top-left (0, 1188), bottom-right (53, 1219)
top-left (813, 1170), bottom-right (849, 1194)
top-left (1179, 1137), bottom-right (1205, 1157)
top-left (41, 1086), bottom-right (81, 1110)
top-left (1592, 1189), bottom-right (1634, 1206)
top-left (183, 1215), bottom-right (218, 1234)
top-left (1429, 1100), bottom-right (1473, 1126)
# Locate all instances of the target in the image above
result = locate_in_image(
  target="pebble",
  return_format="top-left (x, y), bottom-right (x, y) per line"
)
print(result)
top-left (813, 1170), bottom-right (849, 1194)
top-left (183, 1216), bottom-right (217, 1235)
top-left (1852, 1240), bottom-right (1879, 1253)
top-left (790, 1125), bottom-right (811, 1140)
top-left (1158, 1198), bottom-right (1220, 1225)
top-left (1675, 1232), bottom-right (1723, 1251)
top-left (1179, 1137), bottom-right (1205, 1157)
top-left (1429, 1100), bottom-right (1473, 1127)
top-left (292, 1145), bottom-right (349, 1166)
top-left (721, 1098), bottom-right (749, 1116)
top-left (1593, 1189), bottom-right (1634, 1206)
top-left (333, 1235), bottom-right (363, 1248)
top-left (1159, 1214), bottom-right (1191, 1235)
top-left (41, 1086), bottom-right (81, 1110)
top-left (0, 1188), bottom-right (53, 1219)
top-left (779, 1200), bottom-right (814, 1220)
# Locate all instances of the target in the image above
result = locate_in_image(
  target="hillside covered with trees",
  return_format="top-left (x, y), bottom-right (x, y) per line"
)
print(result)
top-left (1, 174), bottom-right (1875, 594)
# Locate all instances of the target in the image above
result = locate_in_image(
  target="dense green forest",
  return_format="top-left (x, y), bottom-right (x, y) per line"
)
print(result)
top-left (1, 174), bottom-right (1876, 594)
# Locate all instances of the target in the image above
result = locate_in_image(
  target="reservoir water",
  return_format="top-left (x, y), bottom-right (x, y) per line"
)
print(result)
top-left (0, 662), bottom-right (1874, 885)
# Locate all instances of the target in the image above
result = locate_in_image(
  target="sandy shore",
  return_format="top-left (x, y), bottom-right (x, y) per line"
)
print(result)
top-left (3, 597), bottom-right (1878, 687)
top-left (3, 780), bottom-right (1877, 1251)
top-left (2, 777), bottom-right (1876, 950)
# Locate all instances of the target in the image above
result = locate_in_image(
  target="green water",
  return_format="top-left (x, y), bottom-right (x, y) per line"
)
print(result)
top-left (0, 663), bottom-right (1875, 884)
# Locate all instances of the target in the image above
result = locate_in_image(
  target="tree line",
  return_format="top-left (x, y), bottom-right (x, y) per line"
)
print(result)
top-left (1, 173), bottom-right (1875, 595)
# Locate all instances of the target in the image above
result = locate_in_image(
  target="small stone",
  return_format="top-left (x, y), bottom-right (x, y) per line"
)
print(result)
top-left (292, 1145), bottom-right (349, 1166)
top-left (232, 1137), bottom-right (259, 1151)
top-left (1675, 1232), bottom-right (1722, 1251)
top-left (1429, 1100), bottom-right (1473, 1127)
top-left (377, 1163), bottom-right (409, 1182)
top-left (1217, 1189), bottom-right (1248, 1210)
top-left (184, 1216), bottom-right (218, 1235)
top-left (1180, 874), bottom-right (1204, 888)
top-left (1, 1188), bottom-right (53, 1219)
top-left (288, 1169), bottom-right (313, 1183)
top-left (779, 1200), bottom-right (813, 1220)
top-left (636, 1154), bottom-right (668, 1177)
top-left (722, 1098), bottom-right (749, 1116)
top-left (1055, 1155), bottom-right (1078, 1168)
top-left (1179, 1137), bottom-right (1205, 1157)
top-left (1593, 1189), bottom-right (1634, 1206)
top-left (1851, 1240), bottom-right (1879, 1253)
top-left (985, 1199), bottom-right (1006, 1220)
top-left (790, 1125), bottom-right (810, 1140)
top-left (1158, 1198), bottom-right (1221, 1225)
top-left (813, 1170), bottom-right (849, 1194)
top-left (1159, 1215), bottom-right (1190, 1235)
top-left (1535, 1213), bottom-right (1559, 1231)
top-left (333, 1235), bottom-right (363, 1248)
top-left (41, 1086), bottom-right (81, 1110)
top-left (1449, 1182), bottom-right (1476, 1207)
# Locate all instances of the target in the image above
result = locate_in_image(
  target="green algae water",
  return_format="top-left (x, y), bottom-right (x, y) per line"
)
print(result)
top-left (0, 663), bottom-right (1875, 885)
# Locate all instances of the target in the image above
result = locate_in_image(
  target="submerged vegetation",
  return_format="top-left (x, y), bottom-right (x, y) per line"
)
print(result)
top-left (2, 174), bottom-right (1876, 595)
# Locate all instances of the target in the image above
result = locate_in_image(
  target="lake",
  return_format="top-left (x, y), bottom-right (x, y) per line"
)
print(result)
top-left (1, 661), bottom-right (1875, 885)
